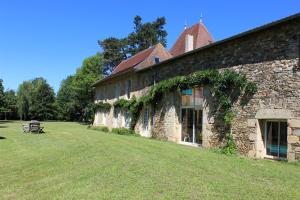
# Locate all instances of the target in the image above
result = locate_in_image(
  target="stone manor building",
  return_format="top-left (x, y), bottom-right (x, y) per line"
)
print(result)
top-left (93, 13), bottom-right (300, 161)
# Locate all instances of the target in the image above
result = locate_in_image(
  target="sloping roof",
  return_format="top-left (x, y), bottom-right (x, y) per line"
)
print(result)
top-left (94, 12), bottom-right (300, 86)
top-left (137, 12), bottom-right (300, 73)
top-left (134, 43), bottom-right (172, 71)
top-left (111, 45), bottom-right (156, 75)
top-left (170, 21), bottom-right (213, 57)
top-left (93, 43), bottom-right (171, 86)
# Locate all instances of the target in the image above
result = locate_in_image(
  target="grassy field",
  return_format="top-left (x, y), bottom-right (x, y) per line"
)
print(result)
top-left (0, 121), bottom-right (299, 200)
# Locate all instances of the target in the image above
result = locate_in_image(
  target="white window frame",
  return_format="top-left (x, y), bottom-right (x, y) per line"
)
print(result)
top-left (264, 120), bottom-right (288, 159)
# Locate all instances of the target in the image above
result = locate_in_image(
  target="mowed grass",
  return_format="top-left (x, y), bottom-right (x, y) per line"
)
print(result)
top-left (0, 121), bottom-right (300, 200)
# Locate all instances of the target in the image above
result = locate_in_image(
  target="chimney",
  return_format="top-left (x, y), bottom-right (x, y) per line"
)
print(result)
top-left (185, 34), bottom-right (194, 52)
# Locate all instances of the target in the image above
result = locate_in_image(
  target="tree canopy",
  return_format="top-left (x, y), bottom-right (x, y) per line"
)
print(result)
top-left (56, 53), bottom-right (103, 122)
top-left (99, 16), bottom-right (167, 75)
top-left (17, 78), bottom-right (55, 121)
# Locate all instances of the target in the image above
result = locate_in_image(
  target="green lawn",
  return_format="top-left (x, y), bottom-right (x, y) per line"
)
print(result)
top-left (0, 121), bottom-right (299, 200)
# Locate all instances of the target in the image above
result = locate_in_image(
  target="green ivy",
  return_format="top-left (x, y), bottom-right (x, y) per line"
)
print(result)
top-left (94, 102), bottom-right (111, 111)
top-left (96, 69), bottom-right (257, 154)
top-left (112, 96), bottom-right (143, 130)
top-left (113, 98), bottom-right (131, 110)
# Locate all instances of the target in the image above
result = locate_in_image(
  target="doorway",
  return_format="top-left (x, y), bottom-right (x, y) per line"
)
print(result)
top-left (181, 108), bottom-right (203, 144)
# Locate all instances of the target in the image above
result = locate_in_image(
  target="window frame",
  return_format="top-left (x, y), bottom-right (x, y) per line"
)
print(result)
top-left (126, 79), bottom-right (131, 99)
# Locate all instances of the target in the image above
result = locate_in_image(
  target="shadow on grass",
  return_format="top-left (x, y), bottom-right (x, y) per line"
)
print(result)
top-left (0, 120), bottom-right (14, 124)
top-left (0, 136), bottom-right (6, 139)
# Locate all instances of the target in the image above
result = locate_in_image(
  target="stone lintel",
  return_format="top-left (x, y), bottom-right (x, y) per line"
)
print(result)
top-left (255, 109), bottom-right (292, 119)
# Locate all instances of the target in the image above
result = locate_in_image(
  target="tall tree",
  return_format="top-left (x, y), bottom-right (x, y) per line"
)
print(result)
top-left (29, 78), bottom-right (56, 120)
top-left (56, 53), bottom-right (103, 122)
top-left (56, 76), bottom-right (77, 121)
top-left (99, 38), bottom-right (128, 75)
top-left (127, 16), bottom-right (167, 55)
top-left (99, 16), bottom-right (167, 74)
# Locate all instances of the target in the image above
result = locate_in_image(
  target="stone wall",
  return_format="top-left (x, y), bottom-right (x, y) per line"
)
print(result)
top-left (136, 16), bottom-right (300, 160)
top-left (94, 15), bottom-right (300, 161)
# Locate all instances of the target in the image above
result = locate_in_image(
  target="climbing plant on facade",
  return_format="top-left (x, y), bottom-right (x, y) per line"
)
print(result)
top-left (94, 102), bottom-right (111, 111)
top-left (97, 69), bottom-right (257, 153)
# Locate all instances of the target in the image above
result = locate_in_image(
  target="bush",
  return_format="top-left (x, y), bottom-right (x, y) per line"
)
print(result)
top-left (111, 128), bottom-right (136, 135)
top-left (89, 126), bottom-right (109, 132)
top-left (221, 132), bottom-right (237, 155)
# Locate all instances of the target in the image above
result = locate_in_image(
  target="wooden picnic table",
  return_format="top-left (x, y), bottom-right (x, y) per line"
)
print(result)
top-left (22, 120), bottom-right (44, 133)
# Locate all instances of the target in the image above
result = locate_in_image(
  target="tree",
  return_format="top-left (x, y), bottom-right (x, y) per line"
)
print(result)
top-left (99, 37), bottom-right (128, 75)
top-left (127, 16), bottom-right (167, 55)
top-left (17, 81), bottom-right (32, 120)
top-left (56, 76), bottom-right (77, 121)
top-left (17, 78), bottom-right (55, 121)
top-left (99, 16), bottom-right (167, 74)
top-left (3, 90), bottom-right (18, 120)
top-left (29, 78), bottom-right (56, 120)
top-left (56, 53), bottom-right (103, 122)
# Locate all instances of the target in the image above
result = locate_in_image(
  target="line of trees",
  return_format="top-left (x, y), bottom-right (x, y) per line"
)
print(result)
top-left (0, 15), bottom-right (167, 122)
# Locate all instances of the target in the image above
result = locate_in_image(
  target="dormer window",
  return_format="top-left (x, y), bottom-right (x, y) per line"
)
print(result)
top-left (154, 56), bottom-right (160, 64)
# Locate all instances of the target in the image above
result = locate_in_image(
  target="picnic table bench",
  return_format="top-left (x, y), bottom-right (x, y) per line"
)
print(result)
top-left (22, 120), bottom-right (44, 133)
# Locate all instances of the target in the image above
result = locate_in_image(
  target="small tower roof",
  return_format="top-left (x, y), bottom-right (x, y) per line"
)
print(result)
top-left (170, 21), bottom-right (214, 57)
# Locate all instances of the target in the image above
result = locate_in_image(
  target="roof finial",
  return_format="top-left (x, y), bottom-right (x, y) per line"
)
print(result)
top-left (184, 19), bottom-right (187, 30)
top-left (200, 12), bottom-right (203, 23)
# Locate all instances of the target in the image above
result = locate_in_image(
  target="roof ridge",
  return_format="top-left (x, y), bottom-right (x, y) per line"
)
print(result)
top-left (122, 45), bottom-right (156, 63)
top-left (196, 22), bottom-right (214, 43)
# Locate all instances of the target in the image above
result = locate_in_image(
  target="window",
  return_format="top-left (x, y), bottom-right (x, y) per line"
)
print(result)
top-left (181, 87), bottom-right (204, 145)
top-left (115, 82), bottom-right (120, 99)
top-left (181, 88), bottom-right (203, 107)
top-left (143, 108), bottom-right (149, 131)
top-left (113, 109), bottom-right (119, 128)
top-left (126, 80), bottom-right (131, 99)
top-left (264, 121), bottom-right (287, 158)
top-left (154, 56), bottom-right (160, 64)
top-left (124, 111), bottom-right (131, 128)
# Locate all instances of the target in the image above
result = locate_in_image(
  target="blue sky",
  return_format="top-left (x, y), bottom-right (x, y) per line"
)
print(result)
top-left (0, 0), bottom-right (299, 93)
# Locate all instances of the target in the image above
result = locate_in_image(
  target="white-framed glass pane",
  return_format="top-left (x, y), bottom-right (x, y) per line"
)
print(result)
top-left (266, 121), bottom-right (287, 158)
top-left (181, 88), bottom-right (203, 107)
top-left (181, 89), bottom-right (193, 106)
top-left (194, 88), bottom-right (203, 106)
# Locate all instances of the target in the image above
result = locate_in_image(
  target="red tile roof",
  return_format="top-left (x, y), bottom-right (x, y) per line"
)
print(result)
top-left (111, 46), bottom-right (156, 75)
top-left (92, 44), bottom-right (172, 85)
top-left (170, 22), bottom-right (213, 57)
